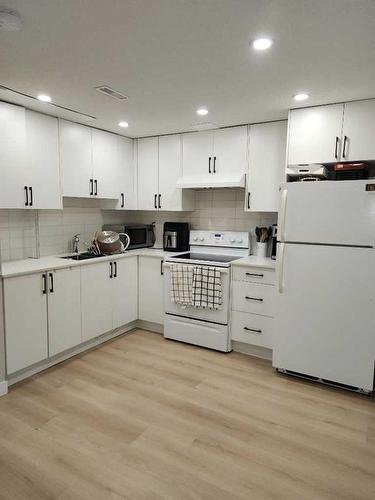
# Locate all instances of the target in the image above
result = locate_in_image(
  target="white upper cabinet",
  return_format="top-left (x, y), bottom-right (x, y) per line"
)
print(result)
top-left (341, 100), bottom-right (375, 161)
top-left (26, 110), bottom-right (61, 209)
top-left (212, 126), bottom-right (248, 176)
top-left (182, 130), bottom-right (213, 177)
top-left (92, 128), bottom-right (119, 199)
top-left (0, 102), bottom-right (27, 209)
top-left (158, 134), bottom-right (194, 211)
top-left (60, 120), bottom-right (93, 198)
top-left (116, 136), bottom-right (137, 210)
top-left (138, 137), bottom-right (159, 210)
top-left (287, 104), bottom-right (344, 165)
top-left (246, 121), bottom-right (287, 212)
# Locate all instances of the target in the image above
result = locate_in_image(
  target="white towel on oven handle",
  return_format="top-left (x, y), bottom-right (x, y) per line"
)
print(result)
top-left (192, 266), bottom-right (223, 310)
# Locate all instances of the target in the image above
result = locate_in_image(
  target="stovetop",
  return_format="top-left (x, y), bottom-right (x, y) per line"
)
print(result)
top-left (169, 252), bottom-right (242, 264)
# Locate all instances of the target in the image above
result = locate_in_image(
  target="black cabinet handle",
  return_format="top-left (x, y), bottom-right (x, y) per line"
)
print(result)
top-left (49, 272), bottom-right (54, 293)
top-left (245, 296), bottom-right (263, 302)
top-left (109, 262), bottom-right (113, 278)
top-left (42, 273), bottom-right (47, 294)
top-left (245, 272), bottom-right (264, 277)
top-left (94, 179), bottom-right (98, 196)
top-left (121, 193), bottom-right (124, 208)
top-left (160, 260), bottom-right (164, 275)
top-left (334, 136), bottom-right (340, 159)
top-left (213, 156), bottom-right (216, 173)
top-left (24, 186), bottom-right (29, 206)
top-left (29, 187), bottom-right (33, 207)
top-left (113, 261), bottom-right (117, 278)
top-left (247, 192), bottom-right (251, 210)
top-left (208, 157), bottom-right (211, 174)
top-left (158, 194), bottom-right (161, 209)
top-left (89, 179), bottom-right (93, 196)
top-left (342, 135), bottom-right (348, 159)
top-left (244, 327), bottom-right (262, 334)
top-left (154, 194), bottom-right (157, 209)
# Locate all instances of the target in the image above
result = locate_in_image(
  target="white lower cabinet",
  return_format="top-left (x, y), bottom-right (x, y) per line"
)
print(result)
top-left (231, 265), bottom-right (276, 350)
top-left (81, 257), bottom-right (138, 341)
top-left (138, 256), bottom-right (164, 324)
top-left (48, 267), bottom-right (82, 356)
top-left (4, 273), bottom-right (48, 374)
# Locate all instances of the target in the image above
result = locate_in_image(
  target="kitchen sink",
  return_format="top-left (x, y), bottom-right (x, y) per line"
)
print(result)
top-left (60, 252), bottom-right (105, 261)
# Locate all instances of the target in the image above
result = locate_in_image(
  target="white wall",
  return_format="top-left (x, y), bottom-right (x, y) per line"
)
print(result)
top-left (0, 190), bottom-right (277, 261)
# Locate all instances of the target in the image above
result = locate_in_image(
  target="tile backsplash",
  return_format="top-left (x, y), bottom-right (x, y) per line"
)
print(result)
top-left (0, 190), bottom-right (277, 262)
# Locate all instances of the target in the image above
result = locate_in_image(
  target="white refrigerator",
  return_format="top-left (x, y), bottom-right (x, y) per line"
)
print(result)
top-left (273, 180), bottom-right (375, 393)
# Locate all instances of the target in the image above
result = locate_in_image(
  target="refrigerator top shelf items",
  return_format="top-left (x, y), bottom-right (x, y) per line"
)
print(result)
top-left (286, 162), bottom-right (375, 182)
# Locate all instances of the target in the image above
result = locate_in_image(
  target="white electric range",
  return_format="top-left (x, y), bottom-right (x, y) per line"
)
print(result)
top-left (163, 230), bottom-right (250, 352)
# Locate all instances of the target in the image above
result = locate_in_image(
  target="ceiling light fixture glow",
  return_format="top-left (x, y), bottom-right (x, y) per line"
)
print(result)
top-left (197, 108), bottom-right (208, 116)
top-left (293, 92), bottom-right (309, 101)
top-left (252, 38), bottom-right (273, 51)
top-left (37, 94), bottom-right (52, 103)
top-left (118, 121), bottom-right (129, 128)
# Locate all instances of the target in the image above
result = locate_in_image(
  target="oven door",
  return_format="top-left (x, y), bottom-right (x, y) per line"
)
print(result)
top-left (163, 263), bottom-right (230, 324)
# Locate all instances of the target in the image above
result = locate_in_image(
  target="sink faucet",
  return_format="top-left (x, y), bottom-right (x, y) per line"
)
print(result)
top-left (72, 234), bottom-right (80, 253)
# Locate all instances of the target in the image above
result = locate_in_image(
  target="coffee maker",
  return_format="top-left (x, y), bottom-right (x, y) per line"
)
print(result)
top-left (271, 224), bottom-right (278, 260)
top-left (163, 222), bottom-right (190, 252)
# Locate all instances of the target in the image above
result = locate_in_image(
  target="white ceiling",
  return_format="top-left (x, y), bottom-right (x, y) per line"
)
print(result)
top-left (1, 0), bottom-right (375, 138)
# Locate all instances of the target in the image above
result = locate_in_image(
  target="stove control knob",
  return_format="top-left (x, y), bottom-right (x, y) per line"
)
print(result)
top-left (200, 237), bottom-right (204, 241)
top-left (237, 239), bottom-right (243, 243)
top-left (230, 238), bottom-right (235, 243)
top-left (193, 236), bottom-right (198, 241)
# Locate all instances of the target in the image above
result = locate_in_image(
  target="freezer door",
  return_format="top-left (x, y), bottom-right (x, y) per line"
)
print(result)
top-left (274, 243), bottom-right (375, 391)
top-left (279, 180), bottom-right (375, 246)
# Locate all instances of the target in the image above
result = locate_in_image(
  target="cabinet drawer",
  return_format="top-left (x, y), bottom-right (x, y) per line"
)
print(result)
top-left (232, 281), bottom-right (275, 317)
top-left (231, 311), bottom-right (274, 349)
top-left (233, 266), bottom-right (275, 285)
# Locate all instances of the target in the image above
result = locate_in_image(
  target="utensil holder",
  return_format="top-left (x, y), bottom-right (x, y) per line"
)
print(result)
top-left (256, 242), bottom-right (267, 258)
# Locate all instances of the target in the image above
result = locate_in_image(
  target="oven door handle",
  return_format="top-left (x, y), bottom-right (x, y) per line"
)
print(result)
top-left (162, 262), bottom-right (230, 274)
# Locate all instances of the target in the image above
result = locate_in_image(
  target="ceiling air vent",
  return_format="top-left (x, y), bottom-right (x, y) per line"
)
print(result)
top-left (95, 86), bottom-right (128, 101)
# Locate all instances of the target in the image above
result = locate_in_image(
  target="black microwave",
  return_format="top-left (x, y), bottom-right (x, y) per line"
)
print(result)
top-left (102, 224), bottom-right (155, 250)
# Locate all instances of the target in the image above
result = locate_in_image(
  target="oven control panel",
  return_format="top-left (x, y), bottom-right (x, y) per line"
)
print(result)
top-left (189, 230), bottom-right (250, 249)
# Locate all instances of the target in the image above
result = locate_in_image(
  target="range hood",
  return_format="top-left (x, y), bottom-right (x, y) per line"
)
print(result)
top-left (176, 173), bottom-right (246, 189)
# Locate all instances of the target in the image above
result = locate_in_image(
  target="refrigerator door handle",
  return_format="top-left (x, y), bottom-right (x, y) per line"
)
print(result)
top-left (279, 188), bottom-right (288, 241)
top-left (277, 243), bottom-right (285, 294)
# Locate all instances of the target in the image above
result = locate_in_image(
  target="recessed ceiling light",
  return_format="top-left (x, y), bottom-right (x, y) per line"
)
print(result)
top-left (118, 121), bottom-right (129, 128)
top-left (197, 108), bottom-right (208, 116)
top-left (37, 94), bottom-right (51, 103)
top-left (293, 92), bottom-right (310, 101)
top-left (252, 38), bottom-right (273, 51)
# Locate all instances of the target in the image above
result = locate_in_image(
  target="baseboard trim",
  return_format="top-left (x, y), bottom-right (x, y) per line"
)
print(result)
top-left (0, 380), bottom-right (8, 396)
top-left (8, 321), bottom-right (139, 386)
top-left (232, 341), bottom-right (272, 361)
top-left (136, 320), bottom-right (163, 334)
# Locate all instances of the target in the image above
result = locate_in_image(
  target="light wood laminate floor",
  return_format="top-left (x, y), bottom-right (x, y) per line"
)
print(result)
top-left (0, 329), bottom-right (374, 500)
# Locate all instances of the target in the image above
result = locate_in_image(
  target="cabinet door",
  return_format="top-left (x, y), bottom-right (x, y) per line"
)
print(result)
top-left (137, 137), bottom-right (159, 210)
top-left (112, 257), bottom-right (138, 328)
top-left (92, 129), bottom-right (119, 199)
top-left (182, 131), bottom-right (213, 177)
top-left (158, 134), bottom-right (182, 210)
top-left (117, 136), bottom-right (137, 209)
top-left (139, 256), bottom-right (164, 324)
top-left (287, 104), bottom-right (344, 165)
top-left (213, 126), bottom-right (248, 176)
top-left (0, 102), bottom-right (27, 208)
top-left (81, 261), bottom-right (113, 341)
top-left (342, 100), bottom-right (375, 161)
top-left (48, 267), bottom-right (82, 356)
top-left (4, 273), bottom-right (48, 374)
top-left (26, 110), bottom-right (62, 209)
top-left (247, 121), bottom-right (287, 212)
top-left (60, 120), bottom-right (93, 198)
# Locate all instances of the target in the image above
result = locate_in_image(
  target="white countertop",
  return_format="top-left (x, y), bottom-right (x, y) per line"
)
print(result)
top-left (0, 248), bottom-right (179, 278)
top-left (232, 255), bottom-right (276, 270)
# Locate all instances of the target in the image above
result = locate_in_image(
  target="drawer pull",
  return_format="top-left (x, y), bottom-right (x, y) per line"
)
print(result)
top-left (244, 327), bottom-right (262, 334)
top-left (245, 296), bottom-right (263, 302)
top-left (245, 272), bottom-right (264, 277)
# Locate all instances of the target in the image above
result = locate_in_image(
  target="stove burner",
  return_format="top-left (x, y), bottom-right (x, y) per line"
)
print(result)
top-left (170, 252), bottom-right (242, 264)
